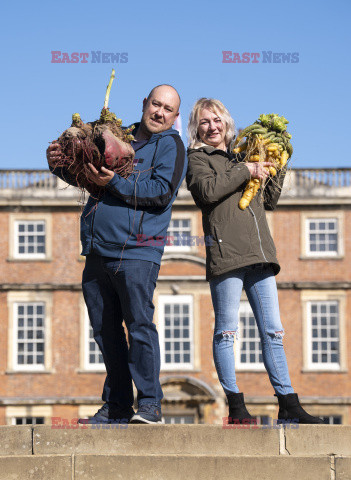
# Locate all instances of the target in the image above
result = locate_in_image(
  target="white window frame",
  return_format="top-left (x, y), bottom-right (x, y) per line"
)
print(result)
top-left (300, 211), bottom-right (344, 259)
top-left (83, 306), bottom-right (105, 371)
top-left (163, 414), bottom-right (195, 424)
top-left (158, 294), bottom-right (194, 371)
top-left (164, 217), bottom-right (192, 252)
top-left (6, 406), bottom-right (52, 426)
top-left (12, 416), bottom-right (45, 425)
top-left (301, 290), bottom-right (347, 372)
top-left (164, 211), bottom-right (199, 254)
top-left (321, 415), bottom-right (342, 425)
top-left (235, 301), bottom-right (265, 371)
top-left (13, 302), bottom-right (46, 371)
top-left (306, 300), bottom-right (340, 371)
top-left (306, 218), bottom-right (338, 257)
top-left (9, 213), bottom-right (52, 261)
top-left (7, 292), bottom-right (53, 373)
top-left (14, 220), bottom-right (46, 259)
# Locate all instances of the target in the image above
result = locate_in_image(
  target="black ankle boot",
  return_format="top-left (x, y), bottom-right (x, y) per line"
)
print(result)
top-left (275, 393), bottom-right (324, 424)
top-left (227, 392), bottom-right (256, 424)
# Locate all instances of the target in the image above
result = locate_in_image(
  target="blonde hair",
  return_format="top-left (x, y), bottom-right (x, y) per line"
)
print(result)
top-left (187, 98), bottom-right (235, 149)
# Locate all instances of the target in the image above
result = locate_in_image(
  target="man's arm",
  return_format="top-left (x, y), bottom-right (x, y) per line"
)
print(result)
top-left (104, 135), bottom-right (186, 207)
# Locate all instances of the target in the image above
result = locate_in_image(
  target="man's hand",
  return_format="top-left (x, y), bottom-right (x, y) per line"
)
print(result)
top-left (87, 163), bottom-right (115, 186)
top-left (46, 142), bottom-right (62, 167)
top-left (245, 161), bottom-right (275, 181)
top-left (46, 142), bottom-right (77, 175)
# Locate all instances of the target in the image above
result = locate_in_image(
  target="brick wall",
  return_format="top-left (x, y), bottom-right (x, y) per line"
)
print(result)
top-left (0, 192), bottom-right (350, 425)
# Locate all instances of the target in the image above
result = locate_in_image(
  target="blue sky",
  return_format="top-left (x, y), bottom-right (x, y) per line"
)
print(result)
top-left (1, 0), bottom-right (350, 169)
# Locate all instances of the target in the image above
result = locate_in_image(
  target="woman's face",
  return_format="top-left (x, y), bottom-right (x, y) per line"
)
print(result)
top-left (197, 108), bottom-right (227, 150)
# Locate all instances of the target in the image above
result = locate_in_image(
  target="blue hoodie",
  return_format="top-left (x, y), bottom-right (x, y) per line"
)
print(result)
top-left (51, 123), bottom-right (187, 265)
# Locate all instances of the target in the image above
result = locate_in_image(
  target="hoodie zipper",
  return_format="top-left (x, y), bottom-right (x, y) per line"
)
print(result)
top-left (137, 138), bottom-right (160, 236)
top-left (248, 205), bottom-right (268, 262)
top-left (90, 201), bottom-right (98, 252)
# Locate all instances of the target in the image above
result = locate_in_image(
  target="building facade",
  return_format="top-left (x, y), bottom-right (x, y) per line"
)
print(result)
top-left (0, 168), bottom-right (350, 426)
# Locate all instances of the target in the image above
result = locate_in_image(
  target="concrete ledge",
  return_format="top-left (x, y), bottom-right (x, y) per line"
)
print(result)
top-left (33, 424), bottom-right (280, 456)
top-left (0, 455), bottom-right (71, 480)
top-left (74, 454), bottom-right (331, 480)
top-left (335, 456), bottom-right (351, 480)
top-left (285, 425), bottom-right (351, 455)
top-left (0, 426), bottom-right (32, 456)
top-left (0, 425), bottom-right (348, 479)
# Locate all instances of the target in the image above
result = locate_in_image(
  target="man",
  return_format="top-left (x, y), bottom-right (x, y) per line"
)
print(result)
top-left (47, 85), bottom-right (186, 424)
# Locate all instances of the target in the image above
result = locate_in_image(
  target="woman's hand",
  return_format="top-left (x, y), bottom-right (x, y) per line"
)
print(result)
top-left (245, 161), bottom-right (275, 181)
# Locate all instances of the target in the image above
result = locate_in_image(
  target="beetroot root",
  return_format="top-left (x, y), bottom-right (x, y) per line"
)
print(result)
top-left (50, 70), bottom-right (136, 197)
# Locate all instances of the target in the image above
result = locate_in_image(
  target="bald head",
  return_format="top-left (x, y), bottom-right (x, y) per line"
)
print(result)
top-left (139, 84), bottom-right (180, 137)
top-left (146, 84), bottom-right (181, 111)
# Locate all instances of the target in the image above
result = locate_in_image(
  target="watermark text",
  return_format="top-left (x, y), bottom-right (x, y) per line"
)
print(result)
top-left (222, 51), bottom-right (299, 64)
top-left (51, 417), bottom-right (129, 429)
top-left (136, 234), bottom-right (213, 247)
top-left (51, 51), bottom-right (128, 64)
top-left (222, 417), bottom-right (299, 429)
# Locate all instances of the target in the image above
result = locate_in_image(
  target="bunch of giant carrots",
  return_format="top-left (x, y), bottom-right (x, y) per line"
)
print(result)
top-left (233, 114), bottom-right (293, 210)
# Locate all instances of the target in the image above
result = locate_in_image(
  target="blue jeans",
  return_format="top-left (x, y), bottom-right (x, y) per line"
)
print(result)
top-left (82, 253), bottom-right (163, 408)
top-left (209, 264), bottom-right (294, 396)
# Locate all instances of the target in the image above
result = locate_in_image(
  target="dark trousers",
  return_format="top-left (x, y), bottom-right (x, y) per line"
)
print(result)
top-left (82, 253), bottom-right (163, 408)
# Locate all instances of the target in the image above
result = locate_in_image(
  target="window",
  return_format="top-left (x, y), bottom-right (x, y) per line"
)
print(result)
top-left (14, 302), bottom-right (45, 370)
top-left (6, 406), bottom-right (52, 426)
top-left (300, 211), bottom-right (344, 259)
top-left (308, 301), bottom-right (340, 369)
top-left (164, 415), bottom-right (195, 424)
top-left (9, 213), bottom-right (52, 261)
top-left (165, 218), bottom-right (192, 251)
top-left (13, 417), bottom-right (45, 425)
top-left (7, 292), bottom-right (53, 373)
top-left (158, 295), bottom-right (193, 370)
top-left (321, 415), bottom-right (342, 425)
top-left (302, 291), bottom-right (346, 372)
top-left (84, 307), bottom-right (105, 371)
top-left (307, 218), bottom-right (338, 255)
top-left (236, 301), bottom-right (264, 370)
top-left (14, 220), bottom-right (46, 258)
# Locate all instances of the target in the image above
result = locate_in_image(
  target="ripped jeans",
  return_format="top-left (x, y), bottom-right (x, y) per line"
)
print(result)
top-left (209, 264), bottom-right (294, 396)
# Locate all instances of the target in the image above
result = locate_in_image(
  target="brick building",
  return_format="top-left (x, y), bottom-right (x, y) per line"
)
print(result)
top-left (0, 168), bottom-right (350, 426)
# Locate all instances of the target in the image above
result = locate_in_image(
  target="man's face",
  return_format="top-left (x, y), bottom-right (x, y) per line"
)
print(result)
top-left (140, 86), bottom-right (180, 135)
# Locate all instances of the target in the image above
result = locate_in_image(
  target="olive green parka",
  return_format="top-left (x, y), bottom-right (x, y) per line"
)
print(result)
top-left (186, 146), bottom-right (287, 281)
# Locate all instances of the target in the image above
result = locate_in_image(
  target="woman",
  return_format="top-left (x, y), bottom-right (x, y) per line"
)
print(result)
top-left (186, 98), bottom-right (323, 424)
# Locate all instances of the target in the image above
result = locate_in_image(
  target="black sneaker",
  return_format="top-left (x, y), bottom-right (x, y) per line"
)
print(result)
top-left (129, 403), bottom-right (163, 424)
top-left (78, 403), bottom-right (135, 424)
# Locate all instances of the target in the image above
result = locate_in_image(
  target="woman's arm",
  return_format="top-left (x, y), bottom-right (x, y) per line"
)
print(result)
top-left (186, 153), bottom-right (273, 207)
top-left (186, 153), bottom-right (251, 206)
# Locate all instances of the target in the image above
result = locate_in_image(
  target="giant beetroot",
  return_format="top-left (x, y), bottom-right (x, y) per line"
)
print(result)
top-left (50, 69), bottom-right (135, 196)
